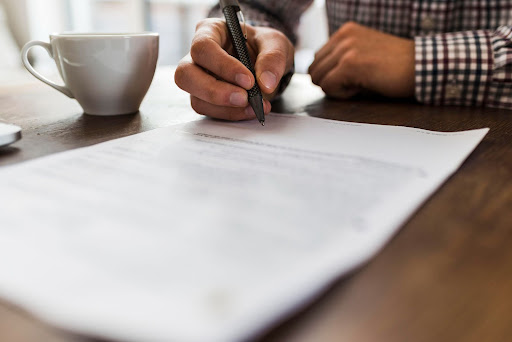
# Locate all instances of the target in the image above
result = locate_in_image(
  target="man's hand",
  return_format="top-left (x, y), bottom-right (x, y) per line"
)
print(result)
top-left (175, 19), bottom-right (294, 121)
top-left (308, 22), bottom-right (415, 99)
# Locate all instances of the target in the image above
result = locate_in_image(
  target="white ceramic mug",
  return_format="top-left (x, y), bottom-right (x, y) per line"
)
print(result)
top-left (21, 33), bottom-right (159, 115)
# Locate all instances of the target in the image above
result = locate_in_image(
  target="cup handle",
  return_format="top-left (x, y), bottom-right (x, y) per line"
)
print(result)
top-left (21, 41), bottom-right (74, 98)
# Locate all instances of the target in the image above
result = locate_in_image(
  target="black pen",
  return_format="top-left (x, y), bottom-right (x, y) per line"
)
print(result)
top-left (220, 0), bottom-right (265, 126)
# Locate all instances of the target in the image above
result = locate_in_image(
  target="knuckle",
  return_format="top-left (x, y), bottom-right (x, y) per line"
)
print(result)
top-left (341, 50), bottom-right (359, 68)
top-left (195, 18), bottom-right (218, 32)
top-left (211, 19), bottom-right (228, 34)
top-left (341, 37), bottom-right (357, 49)
top-left (257, 27), bottom-right (282, 40)
top-left (341, 21), bottom-right (358, 33)
top-left (204, 86), bottom-right (224, 105)
top-left (271, 29), bottom-right (289, 43)
top-left (214, 61), bottom-right (231, 79)
top-left (244, 24), bottom-right (257, 38)
top-left (190, 37), bottom-right (210, 62)
top-left (195, 19), bottom-right (208, 31)
top-left (261, 49), bottom-right (287, 68)
top-left (174, 62), bottom-right (191, 88)
top-left (174, 67), bottom-right (185, 87)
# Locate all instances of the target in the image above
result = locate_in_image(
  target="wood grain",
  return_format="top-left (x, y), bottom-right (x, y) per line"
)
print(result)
top-left (1, 68), bottom-right (511, 342)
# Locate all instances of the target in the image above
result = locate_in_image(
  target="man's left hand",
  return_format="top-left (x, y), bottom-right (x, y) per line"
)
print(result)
top-left (308, 22), bottom-right (415, 99)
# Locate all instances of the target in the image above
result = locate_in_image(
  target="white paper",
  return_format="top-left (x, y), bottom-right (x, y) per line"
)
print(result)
top-left (0, 114), bottom-right (488, 342)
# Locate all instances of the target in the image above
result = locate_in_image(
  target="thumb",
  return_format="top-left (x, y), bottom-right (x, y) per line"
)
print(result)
top-left (251, 28), bottom-right (294, 94)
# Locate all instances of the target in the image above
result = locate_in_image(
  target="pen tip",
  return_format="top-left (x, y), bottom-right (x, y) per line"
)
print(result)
top-left (260, 121), bottom-right (265, 126)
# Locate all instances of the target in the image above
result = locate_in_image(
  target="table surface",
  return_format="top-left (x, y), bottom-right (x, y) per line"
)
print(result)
top-left (1, 67), bottom-right (512, 342)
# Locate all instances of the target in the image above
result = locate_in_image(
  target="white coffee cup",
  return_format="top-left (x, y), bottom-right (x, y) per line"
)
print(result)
top-left (21, 33), bottom-right (159, 115)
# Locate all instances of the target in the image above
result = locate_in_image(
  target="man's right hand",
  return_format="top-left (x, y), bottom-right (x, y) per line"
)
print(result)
top-left (175, 18), bottom-right (294, 121)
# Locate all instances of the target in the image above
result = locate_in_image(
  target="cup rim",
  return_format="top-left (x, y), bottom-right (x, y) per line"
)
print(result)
top-left (50, 32), bottom-right (159, 38)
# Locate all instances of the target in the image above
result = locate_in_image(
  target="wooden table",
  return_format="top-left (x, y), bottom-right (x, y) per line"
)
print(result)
top-left (1, 67), bottom-right (511, 342)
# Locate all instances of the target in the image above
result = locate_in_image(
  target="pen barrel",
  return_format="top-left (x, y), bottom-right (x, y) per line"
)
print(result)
top-left (222, 6), bottom-right (262, 99)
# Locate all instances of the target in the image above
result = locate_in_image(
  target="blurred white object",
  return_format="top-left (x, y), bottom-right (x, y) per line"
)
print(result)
top-left (295, 49), bottom-right (316, 74)
top-left (0, 122), bottom-right (22, 147)
top-left (295, 0), bottom-right (327, 73)
top-left (0, 2), bottom-right (21, 69)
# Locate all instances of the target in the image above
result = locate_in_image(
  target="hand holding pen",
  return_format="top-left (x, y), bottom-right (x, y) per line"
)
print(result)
top-left (174, 2), bottom-right (294, 122)
top-left (221, 0), bottom-right (265, 125)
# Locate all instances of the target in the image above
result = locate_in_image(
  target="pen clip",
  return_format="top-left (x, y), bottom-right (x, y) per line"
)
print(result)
top-left (237, 10), bottom-right (248, 40)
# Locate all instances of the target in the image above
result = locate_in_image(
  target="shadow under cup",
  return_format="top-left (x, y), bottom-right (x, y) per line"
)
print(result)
top-left (27, 33), bottom-right (159, 116)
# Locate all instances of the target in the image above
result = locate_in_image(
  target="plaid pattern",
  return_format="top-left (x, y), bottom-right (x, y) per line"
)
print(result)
top-left (210, 1), bottom-right (512, 110)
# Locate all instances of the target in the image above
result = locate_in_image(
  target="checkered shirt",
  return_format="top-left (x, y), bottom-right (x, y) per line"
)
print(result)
top-left (210, 0), bottom-right (512, 110)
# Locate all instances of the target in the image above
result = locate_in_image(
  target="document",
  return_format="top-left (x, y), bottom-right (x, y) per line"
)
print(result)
top-left (0, 114), bottom-right (488, 342)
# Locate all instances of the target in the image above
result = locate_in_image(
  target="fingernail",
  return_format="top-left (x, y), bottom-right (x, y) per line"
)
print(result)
top-left (230, 92), bottom-right (247, 106)
top-left (235, 73), bottom-right (252, 89)
top-left (259, 71), bottom-right (277, 91)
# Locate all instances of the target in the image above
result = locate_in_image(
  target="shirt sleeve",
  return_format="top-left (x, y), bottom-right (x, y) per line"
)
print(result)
top-left (415, 26), bottom-right (512, 110)
top-left (208, 0), bottom-right (314, 45)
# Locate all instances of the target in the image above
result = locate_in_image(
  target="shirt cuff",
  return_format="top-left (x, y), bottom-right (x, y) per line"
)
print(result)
top-left (414, 30), bottom-right (494, 107)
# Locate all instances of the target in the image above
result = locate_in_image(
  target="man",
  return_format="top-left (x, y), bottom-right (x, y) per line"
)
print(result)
top-left (175, 0), bottom-right (512, 121)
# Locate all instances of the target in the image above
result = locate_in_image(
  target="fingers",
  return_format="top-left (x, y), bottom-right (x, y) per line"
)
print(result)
top-left (251, 29), bottom-right (294, 94)
top-left (308, 28), bottom-right (343, 73)
top-left (309, 45), bottom-right (344, 86)
top-left (190, 96), bottom-right (272, 121)
top-left (309, 43), bottom-right (334, 73)
top-left (191, 19), bottom-right (255, 89)
top-left (175, 55), bottom-right (249, 108)
top-left (308, 22), bottom-right (365, 99)
top-left (318, 65), bottom-right (361, 99)
top-left (309, 43), bottom-right (357, 95)
top-left (310, 21), bottom-right (359, 68)
top-left (175, 19), bottom-right (288, 120)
